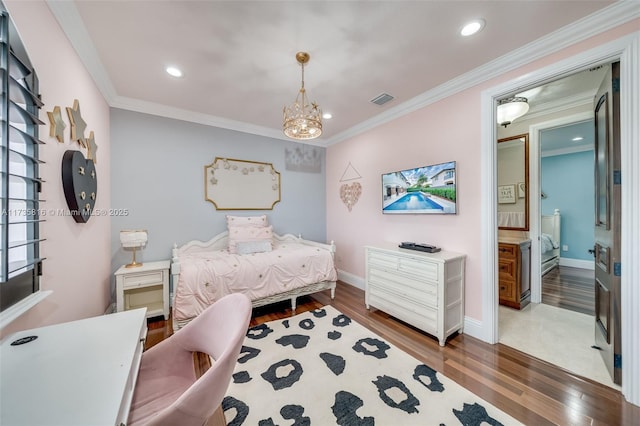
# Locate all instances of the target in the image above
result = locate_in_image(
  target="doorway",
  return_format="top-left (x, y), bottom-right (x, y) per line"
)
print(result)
top-left (495, 68), bottom-right (615, 387)
top-left (479, 34), bottom-right (639, 405)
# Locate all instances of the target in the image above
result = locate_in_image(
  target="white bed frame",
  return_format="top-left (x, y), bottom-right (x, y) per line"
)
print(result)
top-left (541, 209), bottom-right (561, 276)
top-left (171, 231), bottom-right (336, 329)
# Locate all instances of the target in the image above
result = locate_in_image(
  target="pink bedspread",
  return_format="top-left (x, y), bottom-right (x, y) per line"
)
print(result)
top-left (173, 241), bottom-right (337, 321)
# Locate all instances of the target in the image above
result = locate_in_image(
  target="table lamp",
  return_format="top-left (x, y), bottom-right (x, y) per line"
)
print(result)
top-left (120, 230), bottom-right (147, 268)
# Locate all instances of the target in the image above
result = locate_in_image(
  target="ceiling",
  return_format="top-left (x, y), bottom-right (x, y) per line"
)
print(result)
top-left (48, 1), bottom-right (619, 146)
top-left (540, 120), bottom-right (594, 155)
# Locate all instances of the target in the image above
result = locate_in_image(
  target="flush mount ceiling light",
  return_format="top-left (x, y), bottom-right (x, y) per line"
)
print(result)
top-left (497, 96), bottom-right (529, 127)
top-left (283, 52), bottom-right (322, 140)
top-left (166, 66), bottom-right (183, 77)
top-left (460, 19), bottom-right (485, 36)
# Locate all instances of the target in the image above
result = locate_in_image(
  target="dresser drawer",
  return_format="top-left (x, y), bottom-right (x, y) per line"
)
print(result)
top-left (122, 270), bottom-right (164, 289)
top-left (368, 290), bottom-right (437, 334)
top-left (499, 280), bottom-right (516, 301)
top-left (498, 243), bottom-right (517, 258)
top-left (398, 257), bottom-right (438, 281)
top-left (498, 258), bottom-right (516, 280)
top-left (368, 250), bottom-right (399, 270)
top-left (368, 267), bottom-right (438, 307)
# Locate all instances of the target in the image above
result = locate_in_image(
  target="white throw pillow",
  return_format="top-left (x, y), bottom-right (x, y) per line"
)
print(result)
top-left (236, 240), bottom-right (273, 255)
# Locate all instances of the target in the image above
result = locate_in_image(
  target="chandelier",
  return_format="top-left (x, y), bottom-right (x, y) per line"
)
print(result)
top-left (497, 96), bottom-right (529, 127)
top-left (283, 52), bottom-right (322, 140)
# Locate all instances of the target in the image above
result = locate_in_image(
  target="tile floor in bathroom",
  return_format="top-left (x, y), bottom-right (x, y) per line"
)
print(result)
top-left (499, 302), bottom-right (618, 389)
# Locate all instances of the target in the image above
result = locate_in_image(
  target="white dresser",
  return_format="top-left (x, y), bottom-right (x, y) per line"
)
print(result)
top-left (365, 243), bottom-right (466, 346)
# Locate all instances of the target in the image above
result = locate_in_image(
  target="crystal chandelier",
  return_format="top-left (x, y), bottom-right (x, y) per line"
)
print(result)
top-left (283, 52), bottom-right (322, 140)
top-left (497, 96), bottom-right (529, 127)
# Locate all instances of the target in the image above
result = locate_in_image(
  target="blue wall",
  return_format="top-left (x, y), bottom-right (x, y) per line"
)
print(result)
top-left (541, 150), bottom-right (594, 261)
top-left (110, 109), bottom-right (327, 272)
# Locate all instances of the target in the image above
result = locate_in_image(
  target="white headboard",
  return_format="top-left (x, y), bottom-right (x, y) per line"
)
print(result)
top-left (541, 208), bottom-right (561, 244)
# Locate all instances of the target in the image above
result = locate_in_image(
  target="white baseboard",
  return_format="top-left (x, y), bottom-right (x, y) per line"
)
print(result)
top-left (463, 316), bottom-right (486, 342)
top-left (559, 257), bottom-right (595, 270)
top-left (337, 269), bottom-right (365, 290)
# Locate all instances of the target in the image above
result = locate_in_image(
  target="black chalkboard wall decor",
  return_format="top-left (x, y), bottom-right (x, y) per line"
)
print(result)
top-left (61, 150), bottom-right (97, 223)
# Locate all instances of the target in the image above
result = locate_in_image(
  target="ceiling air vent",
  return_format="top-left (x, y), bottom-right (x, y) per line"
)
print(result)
top-left (370, 92), bottom-right (395, 106)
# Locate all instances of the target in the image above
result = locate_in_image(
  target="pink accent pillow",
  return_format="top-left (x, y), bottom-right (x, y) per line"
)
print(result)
top-left (228, 225), bottom-right (273, 254)
top-left (226, 215), bottom-right (268, 228)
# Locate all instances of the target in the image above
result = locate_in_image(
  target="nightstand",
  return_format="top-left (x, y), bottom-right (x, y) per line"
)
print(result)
top-left (115, 260), bottom-right (170, 320)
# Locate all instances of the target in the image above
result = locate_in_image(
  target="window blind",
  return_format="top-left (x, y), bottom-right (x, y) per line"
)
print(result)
top-left (1, 5), bottom-right (45, 311)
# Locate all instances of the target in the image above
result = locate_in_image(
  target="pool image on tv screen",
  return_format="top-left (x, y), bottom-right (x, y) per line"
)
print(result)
top-left (382, 161), bottom-right (456, 214)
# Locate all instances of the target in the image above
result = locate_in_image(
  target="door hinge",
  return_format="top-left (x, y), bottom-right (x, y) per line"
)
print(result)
top-left (613, 170), bottom-right (621, 185)
top-left (614, 263), bottom-right (621, 277)
top-left (614, 354), bottom-right (622, 369)
top-left (613, 78), bottom-right (620, 93)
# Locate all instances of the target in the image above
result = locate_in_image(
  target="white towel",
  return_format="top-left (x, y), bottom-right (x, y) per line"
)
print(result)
top-left (498, 212), bottom-right (525, 228)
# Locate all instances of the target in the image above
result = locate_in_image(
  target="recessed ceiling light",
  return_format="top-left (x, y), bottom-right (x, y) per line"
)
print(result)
top-left (460, 19), bottom-right (485, 37)
top-left (323, 113), bottom-right (332, 119)
top-left (572, 136), bottom-right (584, 141)
top-left (166, 66), bottom-right (183, 78)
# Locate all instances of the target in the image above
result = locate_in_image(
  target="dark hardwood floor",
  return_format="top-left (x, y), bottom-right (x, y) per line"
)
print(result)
top-left (146, 281), bottom-right (639, 425)
top-left (542, 265), bottom-right (595, 316)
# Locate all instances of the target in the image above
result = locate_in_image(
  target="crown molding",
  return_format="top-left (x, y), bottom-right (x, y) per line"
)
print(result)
top-left (110, 96), bottom-right (290, 142)
top-left (522, 90), bottom-right (593, 123)
top-left (46, 0), bottom-right (118, 104)
top-left (325, 1), bottom-right (640, 145)
top-left (46, 0), bottom-right (638, 147)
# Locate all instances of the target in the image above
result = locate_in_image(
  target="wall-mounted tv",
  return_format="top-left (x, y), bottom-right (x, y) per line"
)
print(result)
top-left (382, 161), bottom-right (456, 214)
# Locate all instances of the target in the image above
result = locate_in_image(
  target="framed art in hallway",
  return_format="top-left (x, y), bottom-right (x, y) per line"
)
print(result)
top-left (498, 185), bottom-right (516, 204)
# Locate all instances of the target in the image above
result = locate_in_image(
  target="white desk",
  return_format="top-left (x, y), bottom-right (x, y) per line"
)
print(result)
top-left (0, 308), bottom-right (147, 426)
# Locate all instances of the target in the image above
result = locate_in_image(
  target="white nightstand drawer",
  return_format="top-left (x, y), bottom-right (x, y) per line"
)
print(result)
top-left (115, 260), bottom-right (171, 320)
top-left (122, 271), bottom-right (164, 289)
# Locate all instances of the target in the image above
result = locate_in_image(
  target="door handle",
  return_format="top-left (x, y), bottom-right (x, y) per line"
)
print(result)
top-left (588, 246), bottom-right (596, 257)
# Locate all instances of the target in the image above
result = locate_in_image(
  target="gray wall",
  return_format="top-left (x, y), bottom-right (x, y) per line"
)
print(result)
top-left (110, 109), bottom-right (327, 272)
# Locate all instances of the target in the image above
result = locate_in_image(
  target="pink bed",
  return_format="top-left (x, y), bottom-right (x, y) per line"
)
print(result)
top-left (171, 231), bottom-right (337, 329)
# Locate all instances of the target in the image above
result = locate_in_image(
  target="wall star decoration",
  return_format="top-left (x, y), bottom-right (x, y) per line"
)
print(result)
top-left (66, 99), bottom-right (87, 147)
top-left (86, 130), bottom-right (98, 163)
top-left (47, 106), bottom-right (66, 143)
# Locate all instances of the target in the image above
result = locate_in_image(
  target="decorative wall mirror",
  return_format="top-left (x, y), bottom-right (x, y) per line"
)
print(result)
top-left (205, 157), bottom-right (281, 210)
top-left (497, 134), bottom-right (529, 231)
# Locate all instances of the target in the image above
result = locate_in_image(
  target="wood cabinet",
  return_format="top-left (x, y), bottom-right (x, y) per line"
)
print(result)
top-left (115, 260), bottom-right (170, 319)
top-left (365, 244), bottom-right (465, 346)
top-left (498, 239), bottom-right (531, 309)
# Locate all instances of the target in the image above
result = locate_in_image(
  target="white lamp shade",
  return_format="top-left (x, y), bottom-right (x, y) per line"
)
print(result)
top-left (497, 97), bottom-right (529, 126)
top-left (120, 230), bottom-right (148, 248)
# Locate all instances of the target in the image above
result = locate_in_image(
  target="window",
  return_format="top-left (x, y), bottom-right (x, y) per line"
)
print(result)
top-left (1, 6), bottom-right (45, 312)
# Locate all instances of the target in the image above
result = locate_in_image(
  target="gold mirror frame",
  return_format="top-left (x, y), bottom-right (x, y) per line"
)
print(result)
top-left (204, 157), bottom-right (281, 210)
top-left (497, 134), bottom-right (529, 231)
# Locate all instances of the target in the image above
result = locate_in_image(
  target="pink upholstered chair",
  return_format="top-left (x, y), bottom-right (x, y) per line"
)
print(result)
top-left (128, 293), bottom-right (252, 426)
